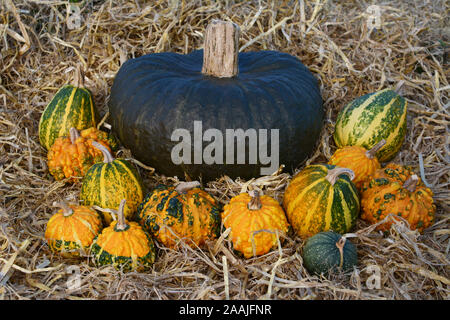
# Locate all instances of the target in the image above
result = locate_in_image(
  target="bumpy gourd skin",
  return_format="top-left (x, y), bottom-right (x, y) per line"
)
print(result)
top-left (329, 145), bottom-right (381, 191)
top-left (222, 193), bottom-right (290, 258)
top-left (90, 220), bottom-right (156, 272)
top-left (45, 205), bottom-right (103, 258)
top-left (360, 164), bottom-right (436, 233)
top-left (47, 128), bottom-right (112, 181)
top-left (283, 164), bottom-right (360, 238)
top-left (137, 184), bottom-right (221, 249)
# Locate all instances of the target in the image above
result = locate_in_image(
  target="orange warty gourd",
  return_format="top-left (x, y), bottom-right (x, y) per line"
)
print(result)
top-left (47, 127), bottom-right (112, 181)
top-left (222, 190), bottom-right (290, 258)
top-left (45, 202), bottom-right (103, 257)
top-left (360, 164), bottom-right (436, 233)
top-left (328, 139), bottom-right (386, 191)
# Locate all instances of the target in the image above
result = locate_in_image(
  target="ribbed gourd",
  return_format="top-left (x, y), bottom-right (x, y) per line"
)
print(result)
top-left (283, 164), bottom-right (360, 238)
top-left (333, 88), bottom-right (407, 162)
top-left (360, 164), bottom-right (436, 233)
top-left (90, 199), bottom-right (156, 272)
top-left (108, 20), bottom-right (323, 181)
top-left (47, 127), bottom-right (113, 181)
top-left (80, 141), bottom-right (144, 225)
top-left (302, 231), bottom-right (358, 275)
top-left (137, 181), bottom-right (221, 249)
top-left (222, 190), bottom-right (290, 258)
top-left (328, 139), bottom-right (386, 191)
top-left (39, 67), bottom-right (98, 150)
top-left (44, 202), bottom-right (103, 257)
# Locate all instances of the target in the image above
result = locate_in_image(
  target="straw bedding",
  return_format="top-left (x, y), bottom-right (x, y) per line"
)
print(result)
top-left (0, 0), bottom-right (448, 300)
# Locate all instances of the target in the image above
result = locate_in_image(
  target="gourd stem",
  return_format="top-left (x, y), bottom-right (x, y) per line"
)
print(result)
top-left (69, 127), bottom-right (80, 144)
top-left (53, 201), bottom-right (74, 217)
top-left (91, 141), bottom-right (114, 163)
top-left (365, 139), bottom-right (386, 159)
top-left (247, 190), bottom-right (262, 210)
top-left (71, 64), bottom-right (85, 88)
top-left (403, 175), bottom-right (419, 192)
top-left (201, 20), bottom-right (240, 78)
top-left (336, 236), bottom-right (346, 269)
top-left (175, 181), bottom-right (201, 194)
top-left (326, 167), bottom-right (355, 186)
top-left (115, 199), bottom-right (128, 231)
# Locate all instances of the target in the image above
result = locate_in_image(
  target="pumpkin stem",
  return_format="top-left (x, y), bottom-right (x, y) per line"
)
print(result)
top-left (71, 64), bottom-right (85, 88)
top-left (335, 236), bottom-right (346, 270)
top-left (365, 139), bottom-right (386, 159)
top-left (53, 201), bottom-right (74, 217)
top-left (115, 199), bottom-right (128, 231)
top-left (69, 127), bottom-right (80, 144)
top-left (247, 190), bottom-right (262, 210)
top-left (326, 167), bottom-right (355, 186)
top-left (202, 20), bottom-right (240, 78)
top-left (91, 141), bottom-right (114, 163)
top-left (175, 181), bottom-right (201, 194)
top-left (403, 174), bottom-right (419, 192)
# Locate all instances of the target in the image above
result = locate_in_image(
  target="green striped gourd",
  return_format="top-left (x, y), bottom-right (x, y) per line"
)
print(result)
top-left (80, 141), bottom-right (144, 225)
top-left (302, 231), bottom-right (357, 275)
top-left (38, 67), bottom-right (98, 150)
top-left (333, 88), bottom-right (407, 162)
top-left (283, 164), bottom-right (360, 238)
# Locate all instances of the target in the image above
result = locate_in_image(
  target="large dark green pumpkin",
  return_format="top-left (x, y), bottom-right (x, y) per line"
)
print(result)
top-left (109, 23), bottom-right (323, 181)
top-left (302, 231), bottom-right (358, 275)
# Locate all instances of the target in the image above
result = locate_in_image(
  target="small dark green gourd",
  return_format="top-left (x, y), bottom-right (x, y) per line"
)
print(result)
top-left (302, 231), bottom-right (357, 275)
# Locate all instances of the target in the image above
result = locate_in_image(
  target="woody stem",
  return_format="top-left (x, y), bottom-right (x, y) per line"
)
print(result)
top-left (53, 201), bottom-right (74, 217)
top-left (403, 175), bottom-right (419, 192)
top-left (91, 141), bottom-right (114, 163)
top-left (326, 167), bottom-right (355, 185)
top-left (247, 190), bottom-right (262, 210)
top-left (365, 139), bottom-right (387, 159)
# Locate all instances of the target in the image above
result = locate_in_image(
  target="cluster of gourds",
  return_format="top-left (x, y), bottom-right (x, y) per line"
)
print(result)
top-left (39, 21), bottom-right (436, 277)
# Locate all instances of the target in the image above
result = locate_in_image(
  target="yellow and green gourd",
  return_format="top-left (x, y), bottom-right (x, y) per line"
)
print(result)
top-left (90, 199), bottom-right (156, 272)
top-left (39, 67), bottom-right (98, 150)
top-left (44, 201), bottom-right (103, 258)
top-left (80, 141), bottom-right (144, 225)
top-left (283, 164), bottom-right (360, 238)
top-left (333, 88), bottom-right (407, 162)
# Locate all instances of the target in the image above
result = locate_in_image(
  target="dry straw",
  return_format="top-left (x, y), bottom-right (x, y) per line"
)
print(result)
top-left (0, 0), bottom-right (449, 300)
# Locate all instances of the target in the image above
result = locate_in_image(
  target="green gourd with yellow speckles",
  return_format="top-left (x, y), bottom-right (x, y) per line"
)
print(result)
top-left (137, 181), bottom-right (221, 249)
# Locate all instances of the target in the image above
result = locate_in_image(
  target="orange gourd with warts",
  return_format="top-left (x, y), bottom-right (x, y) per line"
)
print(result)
top-left (222, 190), bottom-right (289, 258)
top-left (47, 127), bottom-right (113, 181)
top-left (360, 164), bottom-right (436, 233)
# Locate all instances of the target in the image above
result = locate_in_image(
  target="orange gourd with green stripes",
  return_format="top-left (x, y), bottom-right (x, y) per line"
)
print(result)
top-left (333, 89), bottom-right (407, 162)
top-left (360, 164), bottom-right (436, 233)
top-left (328, 139), bottom-right (386, 191)
top-left (222, 190), bottom-right (290, 258)
top-left (47, 127), bottom-right (112, 181)
top-left (283, 164), bottom-right (360, 238)
top-left (90, 199), bottom-right (156, 272)
top-left (45, 202), bottom-right (103, 257)
top-left (137, 181), bottom-right (221, 249)
top-left (39, 67), bottom-right (98, 150)
top-left (80, 141), bottom-right (144, 225)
